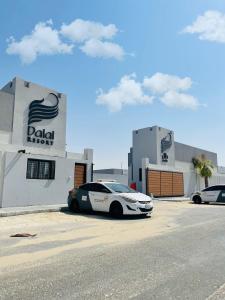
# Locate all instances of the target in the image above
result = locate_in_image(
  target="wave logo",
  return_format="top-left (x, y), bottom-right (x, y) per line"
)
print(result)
top-left (28, 93), bottom-right (59, 125)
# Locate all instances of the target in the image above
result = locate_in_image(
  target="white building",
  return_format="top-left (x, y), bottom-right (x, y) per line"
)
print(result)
top-left (0, 77), bottom-right (93, 208)
top-left (93, 169), bottom-right (128, 185)
top-left (128, 125), bottom-right (225, 197)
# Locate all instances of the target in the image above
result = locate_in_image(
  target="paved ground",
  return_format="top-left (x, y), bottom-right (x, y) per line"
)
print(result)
top-left (1, 201), bottom-right (225, 299)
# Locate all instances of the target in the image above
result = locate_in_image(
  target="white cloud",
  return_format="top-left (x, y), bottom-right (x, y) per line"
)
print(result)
top-left (97, 72), bottom-right (200, 111)
top-left (142, 72), bottom-right (199, 110)
top-left (143, 72), bottom-right (192, 94)
top-left (96, 74), bottom-right (153, 112)
top-left (161, 90), bottom-right (199, 110)
top-left (80, 39), bottom-right (124, 60)
top-left (60, 19), bottom-right (118, 42)
top-left (6, 18), bottom-right (125, 63)
top-left (6, 20), bottom-right (73, 64)
top-left (183, 10), bottom-right (225, 43)
top-left (62, 19), bottom-right (125, 60)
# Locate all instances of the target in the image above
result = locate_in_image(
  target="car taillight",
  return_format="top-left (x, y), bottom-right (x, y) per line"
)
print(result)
top-left (130, 182), bottom-right (137, 190)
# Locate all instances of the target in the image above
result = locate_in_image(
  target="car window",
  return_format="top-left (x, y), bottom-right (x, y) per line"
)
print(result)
top-left (105, 183), bottom-right (136, 193)
top-left (79, 183), bottom-right (92, 191)
top-left (202, 187), bottom-right (214, 191)
top-left (80, 183), bottom-right (111, 193)
top-left (213, 185), bottom-right (225, 191)
top-left (202, 185), bottom-right (224, 192)
top-left (91, 183), bottom-right (111, 193)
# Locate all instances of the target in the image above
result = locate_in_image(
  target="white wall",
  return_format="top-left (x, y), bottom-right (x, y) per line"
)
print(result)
top-left (130, 125), bottom-right (225, 197)
top-left (0, 91), bottom-right (14, 133)
top-left (0, 77), bottom-right (94, 208)
top-left (12, 77), bottom-right (67, 153)
top-left (0, 131), bottom-right (12, 145)
top-left (0, 142), bottom-right (65, 158)
top-left (0, 149), bottom-right (94, 208)
top-left (93, 173), bottom-right (128, 185)
top-left (132, 127), bottom-right (157, 191)
top-left (130, 126), bottom-right (175, 191)
top-left (1, 152), bottom-right (75, 207)
top-left (175, 161), bottom-right (200, 195)
top-left (174, 160), bottom-right (225, 196)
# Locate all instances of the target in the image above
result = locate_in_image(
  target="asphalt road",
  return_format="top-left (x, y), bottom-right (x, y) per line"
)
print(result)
top-left (1, 202), bottom-right (225, 300)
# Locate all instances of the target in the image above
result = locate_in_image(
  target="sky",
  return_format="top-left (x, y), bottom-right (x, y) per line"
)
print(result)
top-left (1, 0), bottom-right (225, 169)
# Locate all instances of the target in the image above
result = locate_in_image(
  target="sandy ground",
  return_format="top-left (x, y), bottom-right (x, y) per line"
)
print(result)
top-left (0, 201), bottom-right (192, 271)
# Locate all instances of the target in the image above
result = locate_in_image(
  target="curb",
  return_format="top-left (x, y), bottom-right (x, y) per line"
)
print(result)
top-left (153, 198), bottom-right (190, 202)
top-left (0, 205), bottom-right (68, 217)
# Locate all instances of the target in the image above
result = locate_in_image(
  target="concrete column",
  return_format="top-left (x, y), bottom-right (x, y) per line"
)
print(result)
top-left (83, 149), bottom-right (94, 183)
top-left (84, 148), bottom-right (93, 162)
top-left (142, 158), bottom-right (149, 194)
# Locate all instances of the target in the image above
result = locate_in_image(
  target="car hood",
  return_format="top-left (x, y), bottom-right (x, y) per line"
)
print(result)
top-left (119, 193), bottom-right (152, 202)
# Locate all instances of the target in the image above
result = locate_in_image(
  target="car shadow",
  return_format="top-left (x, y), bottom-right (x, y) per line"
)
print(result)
top-left (60, 207), bottom-right (151, 221)
top-left (190, 201), bottom-right (225, 206)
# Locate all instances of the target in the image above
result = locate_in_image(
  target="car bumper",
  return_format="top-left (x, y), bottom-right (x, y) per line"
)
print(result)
top-left (123, 202), bottom-right (154, 215)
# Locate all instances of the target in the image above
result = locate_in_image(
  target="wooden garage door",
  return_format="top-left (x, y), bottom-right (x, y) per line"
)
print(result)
top-left (74, 163), bottom-right (87, 188)
top-left (172, 172), bottom-right (184, 196)
top-left (147, 170), bottom-right (184, 197)
top-left (161, 172), bottom-right (173, 196)
top-left (147, 170), bottom-right (161, 197)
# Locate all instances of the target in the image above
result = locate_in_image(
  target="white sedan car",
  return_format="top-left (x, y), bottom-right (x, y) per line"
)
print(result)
top-left (68, 181), bottom-right (153, 217)
top-left (191, 185), bottom-right (225, 204)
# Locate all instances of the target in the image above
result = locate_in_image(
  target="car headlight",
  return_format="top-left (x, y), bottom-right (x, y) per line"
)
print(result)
top-left (121, 196), bottom-right (137, 203)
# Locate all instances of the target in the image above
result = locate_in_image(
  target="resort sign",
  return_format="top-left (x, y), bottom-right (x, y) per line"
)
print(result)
top-left (27, 93), bottom-right (59, 146)
top-left (161, 131), bottom-right (173, 162)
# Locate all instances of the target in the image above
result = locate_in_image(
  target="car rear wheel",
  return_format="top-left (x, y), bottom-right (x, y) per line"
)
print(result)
top-left (193, 195), bottom-right (202, 204)
top-left (69, 199), bottom-right (80, 213)
top-left (110, 202), bottom-right (123, 218)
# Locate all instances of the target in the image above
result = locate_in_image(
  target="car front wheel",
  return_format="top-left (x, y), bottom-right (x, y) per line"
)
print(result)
top-left (110, 202), bottom-right (123, 218)
top-left (193, 195), bottom-right (202, 204)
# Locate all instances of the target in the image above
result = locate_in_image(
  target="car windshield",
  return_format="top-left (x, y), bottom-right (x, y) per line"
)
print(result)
top-left (105, 183), bottom-right (136, 193)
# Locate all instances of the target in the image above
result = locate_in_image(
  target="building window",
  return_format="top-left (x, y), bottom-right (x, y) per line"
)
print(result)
top-left (26, 159), bottom-right (55, 180)
top-left (139, 168), bottom-right (142, 182)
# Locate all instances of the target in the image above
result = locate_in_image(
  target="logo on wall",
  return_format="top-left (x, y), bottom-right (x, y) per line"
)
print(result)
top-left (27, 93), bottom-right (59, 146)
top-left (161, 131), bottom-right (173, 162)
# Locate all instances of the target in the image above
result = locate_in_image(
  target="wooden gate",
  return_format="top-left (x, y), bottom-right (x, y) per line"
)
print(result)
top-left (74, 163), bottom-right (87, 188)
top-left (146, 170), bottom-right (184, 197)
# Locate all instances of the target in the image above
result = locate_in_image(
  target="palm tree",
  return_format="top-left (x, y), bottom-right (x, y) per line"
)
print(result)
top-left (192, 154), bottom-right (214, 188)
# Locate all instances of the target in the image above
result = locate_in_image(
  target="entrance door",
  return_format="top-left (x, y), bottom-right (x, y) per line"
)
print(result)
top-left (74, 163), bottom-right (87, 188)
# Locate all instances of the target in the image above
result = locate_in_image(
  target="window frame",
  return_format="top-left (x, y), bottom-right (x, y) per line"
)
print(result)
top-left (139, 168), bottom-right (142, 182)
top-left (26, 158), bottom-right (56, 180)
